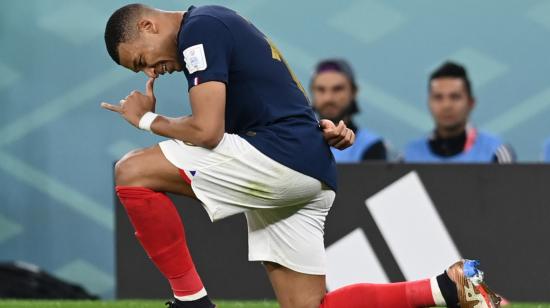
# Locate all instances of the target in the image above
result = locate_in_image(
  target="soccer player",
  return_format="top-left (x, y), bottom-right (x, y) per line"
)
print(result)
top-left (404, 62), bottom-right (515, 163)
top-left (311, 59), bottom-right (388, 162)
top-left (102, 4), bottom-right (501, 308)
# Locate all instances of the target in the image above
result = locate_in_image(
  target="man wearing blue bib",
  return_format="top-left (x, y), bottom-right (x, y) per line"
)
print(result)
top-left (404, 62), bottom-right (515, 163)
top-left (543, 139), bottom-right (550, 162)
top-left (311, 59), bottom-right (387, 162)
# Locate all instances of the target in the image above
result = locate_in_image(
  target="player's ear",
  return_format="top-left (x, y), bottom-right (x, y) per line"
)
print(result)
top-left (137, 19), bottom-right (157, 34)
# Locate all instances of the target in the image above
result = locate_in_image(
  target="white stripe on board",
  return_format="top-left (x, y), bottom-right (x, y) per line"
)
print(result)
top-left (366, 171), bottom-right (461, 280)
top-left (326, 228), bottom-right (389, 291)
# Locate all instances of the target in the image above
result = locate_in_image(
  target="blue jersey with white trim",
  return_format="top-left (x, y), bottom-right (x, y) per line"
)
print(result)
top-left (177, 5), bottom-right (337, 190)
top-left (544, 139), bottom-right (550, 162)
top-left (331, 128), bottom-right (382, 163)
top-left (404, 131), bottom-right (504, 163)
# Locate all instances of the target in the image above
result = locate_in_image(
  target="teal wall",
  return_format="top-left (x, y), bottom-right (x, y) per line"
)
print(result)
top-left (1, 0), bottom-right (549, 298)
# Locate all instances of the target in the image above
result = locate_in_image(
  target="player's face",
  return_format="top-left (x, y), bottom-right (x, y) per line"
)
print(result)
top-left (429, 78), bottom-right (474, 131)
top-left (117, 23), bottom-right (183, 78)
top-left (312, 71), bottom-right (355, 120)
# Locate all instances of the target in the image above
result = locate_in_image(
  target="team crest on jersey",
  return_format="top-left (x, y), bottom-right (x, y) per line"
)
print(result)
top-left (183, 44), bottom-right (207, 74)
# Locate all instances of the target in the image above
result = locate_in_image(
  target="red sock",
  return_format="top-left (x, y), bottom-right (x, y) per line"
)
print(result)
top-left (320, 279), bottom-right (435, 308)
top-left (116, 186), bottom-right (204, 298)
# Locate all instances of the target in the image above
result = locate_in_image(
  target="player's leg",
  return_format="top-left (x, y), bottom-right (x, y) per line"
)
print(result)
top-left (264, 262), bottom-right (326, 308)
top-left (115, 145), bottom-right (214, 307)
top-left (262, 225), bottom-right (440, 308)
top-left (115, 145), bottom-right (195, 195)
top-left (320, 260), bottom-right (501, 308)
top-left (264, 261), bottom-right (442, 308)
top-left (264, 234), bottom-right (502, 308)
top-left (245, 187), bottom-right (333, 308)
top-left (251, 188), bottom-right (447, 308)
top-left (320, 279), bottom-right (440, 308)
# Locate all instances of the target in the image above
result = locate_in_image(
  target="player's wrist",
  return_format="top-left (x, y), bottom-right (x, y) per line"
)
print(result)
top-left (138, 111), bottom-right (159, 132)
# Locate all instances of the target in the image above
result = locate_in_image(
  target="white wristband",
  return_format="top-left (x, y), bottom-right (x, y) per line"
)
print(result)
top-left (138, 112), bottom-right (159, 131)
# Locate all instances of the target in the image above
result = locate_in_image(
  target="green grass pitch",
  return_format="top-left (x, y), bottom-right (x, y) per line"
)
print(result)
top-left (0, 301), bottom-right (275, 308)
top-left (0, 301), bottom-right (550, 308)
top-left (0, 300), bottom-right (275, 308)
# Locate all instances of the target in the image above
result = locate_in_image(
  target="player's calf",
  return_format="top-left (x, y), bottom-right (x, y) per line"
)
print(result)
top-left (320, 259), bottom-right (501, 308)
top-left (116, 186), bottom-right (214, 307)
top-left (115, 146), bottom-right (213, 307)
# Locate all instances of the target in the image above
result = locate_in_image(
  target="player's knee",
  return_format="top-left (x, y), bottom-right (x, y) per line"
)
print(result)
top-left (115, 149), bottom-right (146, 186)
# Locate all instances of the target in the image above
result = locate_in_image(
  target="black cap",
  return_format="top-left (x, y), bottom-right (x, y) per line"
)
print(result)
top-left (313, 58), bottom-right (357, 89)
top-left (311, 58), bottom-right (360, 117)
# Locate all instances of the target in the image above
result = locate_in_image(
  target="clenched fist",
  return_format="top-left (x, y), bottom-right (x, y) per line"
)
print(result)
top-left (320, 119), bottom-right (355, 150)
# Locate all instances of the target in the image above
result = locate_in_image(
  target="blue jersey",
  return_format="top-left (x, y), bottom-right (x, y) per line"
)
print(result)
top-left (177, 5), bottom-right (337, 190)
top-left (331, 128), bottom-right (382, 163)
top-left (544, 139), bottom-right (550, 162)
top-left (404, 130), bottom-right (504, 163)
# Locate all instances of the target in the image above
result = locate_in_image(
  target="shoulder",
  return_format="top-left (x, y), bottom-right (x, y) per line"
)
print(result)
top-left (355, 128), bottom-right (383, 146)
top-left (187, 5), bottom-right (237, 19)
top-left (476, 130), bottom-right (515, 163)
top-left (544, 138), bottom-right (550, 161)
top-left (183, 5), bottom-right (238, 31)
top-left (402, 137), bottom-right (429, 161)
top-left (405, 136), bottom-right (428, 151)
top-left (476, 130), bottom-right (503, 146)
top-left (178, 6), bottom-right (236, 52)
top-left (356, 128), bottom-right (381, 141)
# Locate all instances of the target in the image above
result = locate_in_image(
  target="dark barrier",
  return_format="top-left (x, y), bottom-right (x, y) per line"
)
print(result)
top-left (116, 164), bottom-right (550, 301)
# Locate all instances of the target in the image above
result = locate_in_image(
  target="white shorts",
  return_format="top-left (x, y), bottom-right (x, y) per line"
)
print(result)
top-left (159, 133), bottom-right (335, 275)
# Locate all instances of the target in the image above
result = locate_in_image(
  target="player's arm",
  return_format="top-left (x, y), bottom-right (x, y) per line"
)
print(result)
top-left (101, 78), bottom-right (225, 149)
top-left (151, 81), bottom-right (225, 149)
top-left (103, 17), bottom-right (231, 148)
top-left (320, 119), bottom-right (355, 150)
top-left (146, 15), bottom-right (229, 148)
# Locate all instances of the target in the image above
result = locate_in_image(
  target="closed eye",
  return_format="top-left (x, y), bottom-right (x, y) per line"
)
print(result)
top-left (133, 56), bottom-right (144, 73)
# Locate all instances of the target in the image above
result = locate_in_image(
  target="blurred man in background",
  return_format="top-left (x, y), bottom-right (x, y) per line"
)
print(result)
top-left (311, 59), bottom-right (387, 162)
top-left (404, 61), bottom-right (515, 163)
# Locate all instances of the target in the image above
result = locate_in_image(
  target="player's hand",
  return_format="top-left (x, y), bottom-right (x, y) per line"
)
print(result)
top-left (100, 78), bottom-right (156, 127)
top-left (320, 119), bottom-right (355, 150)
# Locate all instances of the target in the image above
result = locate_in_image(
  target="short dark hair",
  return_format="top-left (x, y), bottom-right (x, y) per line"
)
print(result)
top-left (429, 61), bottom-right (473, 98)
top-left (104, 3), bottom-right (150, 64)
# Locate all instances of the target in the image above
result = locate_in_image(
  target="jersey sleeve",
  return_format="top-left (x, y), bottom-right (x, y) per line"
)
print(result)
top-left (493, 143), bottom-right (516, 163)
top-left (178, 15), bottom-right (233, 91)
top-left (544, 140), bottom-right (550, 162)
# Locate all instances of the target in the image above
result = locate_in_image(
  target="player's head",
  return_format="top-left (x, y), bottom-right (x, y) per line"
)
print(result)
top-left (104, 3), bottom-right (183, 78)
top-left (428, 61), bottom-right (475, 133)
top-left (311, 59), bottom-right (359, 123)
